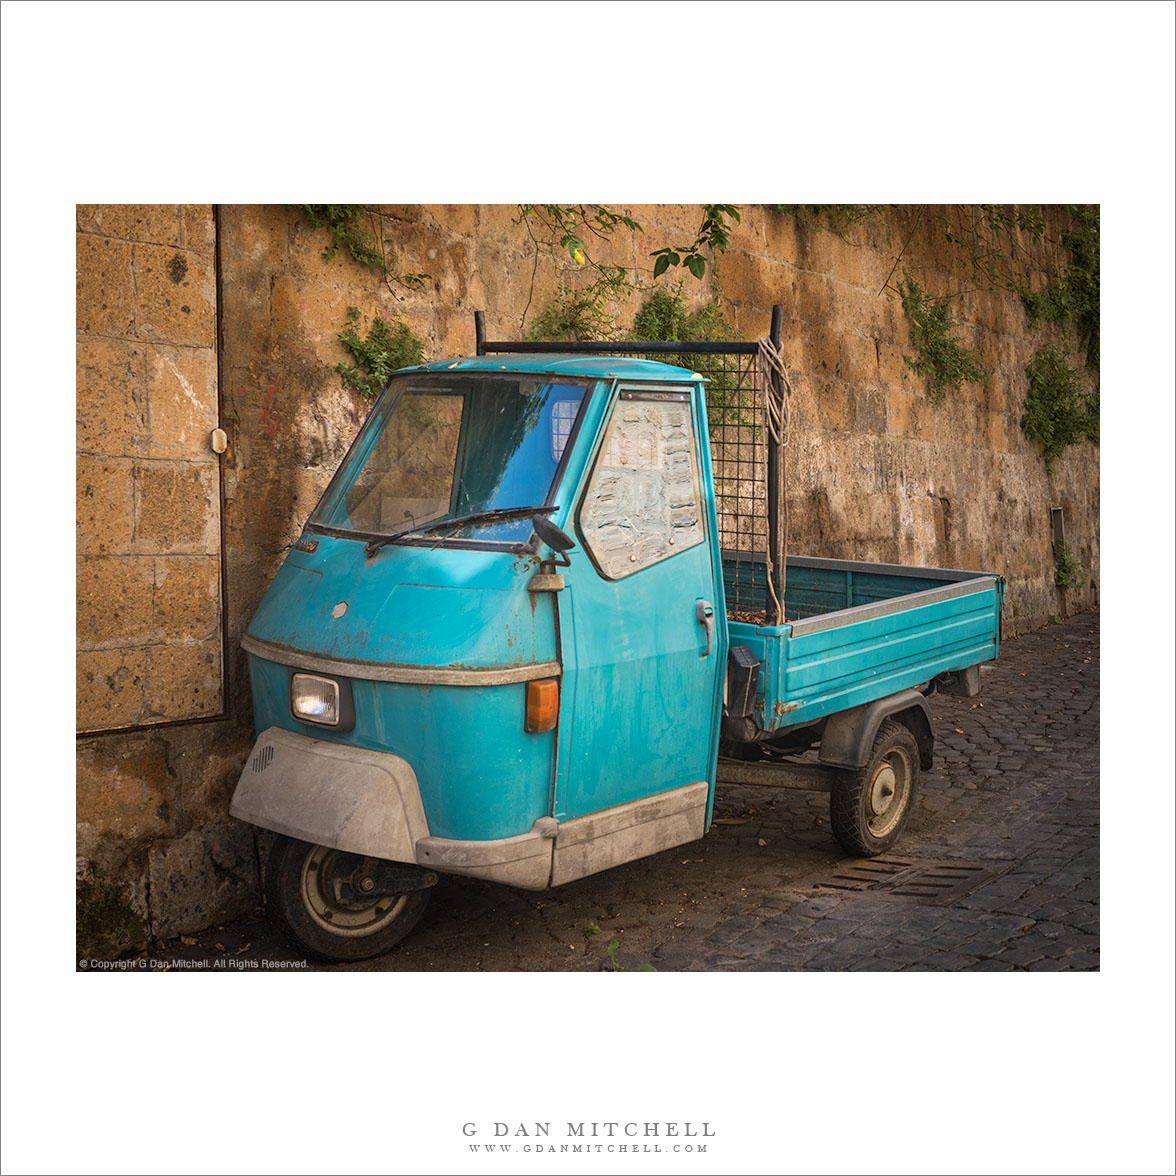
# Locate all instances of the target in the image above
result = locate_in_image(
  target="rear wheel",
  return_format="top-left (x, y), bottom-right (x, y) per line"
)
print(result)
top-left (266, 835), bottom-right (433, 962)
top-left (829, 719), bottom-right (920, 856)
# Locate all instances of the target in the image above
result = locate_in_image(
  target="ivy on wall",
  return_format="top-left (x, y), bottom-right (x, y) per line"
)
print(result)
top-left (335, 307), bottom-right (425, 399)
top-left (1020, 344), bottom-right (1099, 468)
top-left (898, 277), bottom-right (988, 401)
top-left (770, 204), bottom-right (886, 230)
top-left (1020, 204), bottom-right (1100, 370)
top-left (291, 206), bottom-right (430, 397)
top-left (295, 204), bottom-right (384, 268)
top-left (1053, 539), bottom-right (1084, 591)
top-left (770, 203), bottom-right (1100, 467)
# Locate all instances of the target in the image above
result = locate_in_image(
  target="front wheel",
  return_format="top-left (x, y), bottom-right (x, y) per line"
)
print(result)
top-left (266, 835), bottom-right (433, 962)
top-left (829, 719), bottom-right (920, 857)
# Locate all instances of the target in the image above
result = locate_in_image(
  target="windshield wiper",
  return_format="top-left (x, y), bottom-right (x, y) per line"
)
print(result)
top-left (363, 505), bottom-right (558, 557)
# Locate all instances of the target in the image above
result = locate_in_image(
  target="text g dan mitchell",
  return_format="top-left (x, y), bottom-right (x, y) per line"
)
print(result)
top-left (462, 1123), bottom-right (715, 1139)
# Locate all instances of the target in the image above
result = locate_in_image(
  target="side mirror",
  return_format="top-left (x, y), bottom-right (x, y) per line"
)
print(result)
top-left (532, 514), bottom-right (575, 553)
top-left (533, 514), bottom-right (574, 572)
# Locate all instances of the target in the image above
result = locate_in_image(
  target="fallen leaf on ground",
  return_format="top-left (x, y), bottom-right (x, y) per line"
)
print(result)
top-left (180, 936), bottom-right (197, 947)
top-left (215, 943), bottom-right (226, 952)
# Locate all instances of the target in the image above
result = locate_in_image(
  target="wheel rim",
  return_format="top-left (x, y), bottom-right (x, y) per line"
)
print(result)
top-left (866, 749), bottom-right (911, 839)
top-left (300, 845), bottom-right (410, 939)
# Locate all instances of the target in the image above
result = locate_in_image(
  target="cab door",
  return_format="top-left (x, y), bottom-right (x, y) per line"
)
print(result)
top-left (555, 384), bottom-right (726, 825)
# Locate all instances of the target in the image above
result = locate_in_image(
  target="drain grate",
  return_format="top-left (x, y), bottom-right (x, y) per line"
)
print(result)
top-left (817, 857), bottom-right (917, 891)
top-left (816, 859), bottom-right (1002, 905)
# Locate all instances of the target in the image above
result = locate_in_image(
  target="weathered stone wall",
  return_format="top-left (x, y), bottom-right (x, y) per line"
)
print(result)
top-left (717, 206), bottom-right (1099, 633)
top-left (76, 203), bottom-right (1099, 953)
top-left (76, 206), bottom-right (224, 732)
top-left (76, 207), bottom-right (257, 954)
top-left (217, 205), bottom-right (1098, 633)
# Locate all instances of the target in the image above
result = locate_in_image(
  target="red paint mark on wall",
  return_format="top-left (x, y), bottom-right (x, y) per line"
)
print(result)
top-left (260, 383), bottom-right (279, 437)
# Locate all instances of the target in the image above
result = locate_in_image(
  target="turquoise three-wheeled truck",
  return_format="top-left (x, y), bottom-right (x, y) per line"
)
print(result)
top-left (230, 311), bottom-right (1004, 960)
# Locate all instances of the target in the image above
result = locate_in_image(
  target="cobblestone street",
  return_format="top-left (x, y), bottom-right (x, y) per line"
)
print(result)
top-left (145, 610), bottom-right (1099, 973)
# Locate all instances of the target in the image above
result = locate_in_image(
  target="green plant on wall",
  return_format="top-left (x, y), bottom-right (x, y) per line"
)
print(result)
top-left (774, 204), bottom-right (1046, 294)
top-left (290, 207), bottom-right (432, 391)
top-left (518, 204), bottom-right (642, 339)
top-left (1020, 344), bottom-right (1098, 468)
top-left (527, 266), bottom-right (632, 342)
top-left (292, 204), bottom-right (431, 291)
top-left (295, 204), bottom-right (385, 268)
top-left (522, 204), bottom-right (740, 339)
top-left (650, 204), bottom-right (740, 279)
top-left (632, 286), bottom-right (737, 348)
top-left (898, 277), bottom-right (987, 401)
top-left (519, 204), bottom-right (643, 268)
top-left (1053, 539), bottom-right (1084, 591)
top-left (335, 306), bottom-right (426, 399)
top-left (1020, 205), bottom-right (1100, 370)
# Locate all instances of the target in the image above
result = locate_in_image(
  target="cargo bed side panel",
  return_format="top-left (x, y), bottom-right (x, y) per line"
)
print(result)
top-left (759, 578), bottom-right (1001, 731)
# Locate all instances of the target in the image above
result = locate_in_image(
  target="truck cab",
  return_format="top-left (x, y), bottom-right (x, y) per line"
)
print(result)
top-left (232, 357), bottom-right (727, 957)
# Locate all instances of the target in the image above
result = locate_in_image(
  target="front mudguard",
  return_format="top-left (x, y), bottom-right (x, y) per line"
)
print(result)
top-left (230, 727), bottom-right (429, 864)
top-left (230, 727), bottom-right (555, 888)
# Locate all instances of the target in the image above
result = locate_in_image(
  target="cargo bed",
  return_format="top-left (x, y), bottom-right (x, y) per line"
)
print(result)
top-left (722, 552), bottom-right (1005, 735)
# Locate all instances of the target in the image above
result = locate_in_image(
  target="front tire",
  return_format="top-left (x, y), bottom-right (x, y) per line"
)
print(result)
top-left (829, 719), bottom-right (920, 857)
top-left (266, 836), bottom-right (432, 962)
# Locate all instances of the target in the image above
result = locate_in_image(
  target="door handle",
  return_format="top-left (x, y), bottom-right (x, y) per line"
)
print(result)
top-left (695, 599), bottom-right (714, 658)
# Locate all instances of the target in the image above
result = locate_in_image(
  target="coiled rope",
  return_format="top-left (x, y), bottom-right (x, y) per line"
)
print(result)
top-left (756, 336), bottom-right (793, 621)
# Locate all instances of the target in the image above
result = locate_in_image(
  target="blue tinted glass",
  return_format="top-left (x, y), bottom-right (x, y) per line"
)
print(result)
top-left (310, 375), bottom-right (590, 543)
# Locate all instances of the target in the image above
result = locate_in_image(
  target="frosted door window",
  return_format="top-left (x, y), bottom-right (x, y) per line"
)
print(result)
top-left (579, 390), bottom-right (705, 578)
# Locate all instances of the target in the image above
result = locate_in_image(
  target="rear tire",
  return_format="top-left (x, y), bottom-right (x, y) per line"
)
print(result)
top-left (266, 835), bottom-right (432, 962)
top-left (829, 719), bottom-right (920, 857)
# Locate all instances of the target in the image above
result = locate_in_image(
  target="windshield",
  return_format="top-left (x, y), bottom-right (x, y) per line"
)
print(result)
top-left (310, 373), bottom-right (592, 545)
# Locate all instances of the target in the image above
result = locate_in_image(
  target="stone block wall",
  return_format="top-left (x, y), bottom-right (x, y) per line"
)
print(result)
top-left (76, 203), bottom-right (1099, 955)
top-left (712, 206), bottom-right (1099, 633)
top-left (76, 205), bottom-right (224, 732)
top-left (76, 207), bottom-right (257, 954)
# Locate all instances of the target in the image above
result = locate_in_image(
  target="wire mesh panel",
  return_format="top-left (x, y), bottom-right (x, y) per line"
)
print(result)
top-left (632, 348), bottom-right (772, 622)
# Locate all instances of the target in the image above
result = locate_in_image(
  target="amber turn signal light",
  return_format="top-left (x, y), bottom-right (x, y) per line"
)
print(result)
top-left (525, 678), bottom-right (559, 733)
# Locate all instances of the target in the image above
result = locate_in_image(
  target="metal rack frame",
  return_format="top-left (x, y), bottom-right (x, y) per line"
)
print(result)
top-left (473, 306), bottom-right (786, 624)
